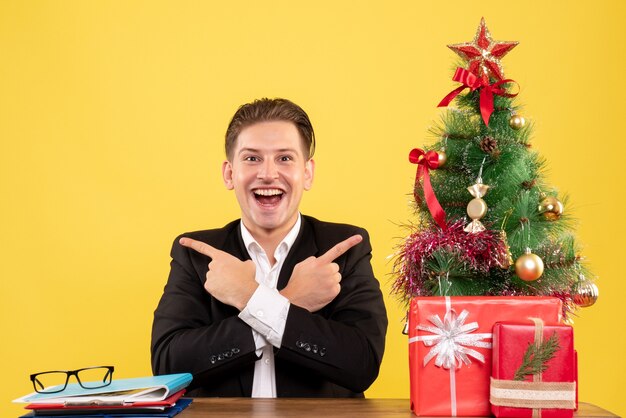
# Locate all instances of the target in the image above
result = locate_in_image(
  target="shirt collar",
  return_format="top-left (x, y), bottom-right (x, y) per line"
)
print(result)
top-left (240, 213), bottom-right (302, 260)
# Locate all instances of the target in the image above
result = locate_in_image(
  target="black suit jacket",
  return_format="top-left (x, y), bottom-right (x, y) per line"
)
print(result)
top-left (151, 215), bottom-right (387, 397)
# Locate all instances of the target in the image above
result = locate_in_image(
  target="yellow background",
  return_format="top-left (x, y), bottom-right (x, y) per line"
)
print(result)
top-left (1, 1), bottom-right (624, 416)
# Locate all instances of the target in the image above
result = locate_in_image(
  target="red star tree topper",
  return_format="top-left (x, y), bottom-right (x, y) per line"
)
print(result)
top-left (448, 17), bottom-right (518, 80)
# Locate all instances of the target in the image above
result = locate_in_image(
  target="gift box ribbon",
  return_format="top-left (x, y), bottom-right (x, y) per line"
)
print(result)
top-left (490, 378), bottom-right (576, 410)
top-left (409, 296), bottom-right (492, 416)
top-left (490, 318), bottom-right (576, 416)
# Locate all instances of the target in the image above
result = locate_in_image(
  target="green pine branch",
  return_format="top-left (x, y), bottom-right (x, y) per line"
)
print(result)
top-left (513, 331), bottom-right (561, 381)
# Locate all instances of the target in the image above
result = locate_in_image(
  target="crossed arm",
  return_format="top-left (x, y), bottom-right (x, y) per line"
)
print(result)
top-left (151, 229), bottom-right (387, 393)
top-left (177, 234), bottom-right (363, 313)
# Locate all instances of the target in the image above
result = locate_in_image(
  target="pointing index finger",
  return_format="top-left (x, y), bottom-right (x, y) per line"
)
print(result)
top-left (179, 237), bottom-right (222, 258)
top-left (318, 234), bottom-right (363, 264)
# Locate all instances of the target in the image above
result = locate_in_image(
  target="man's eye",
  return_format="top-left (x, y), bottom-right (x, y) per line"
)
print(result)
top-left (279, 156), bottom-right (293, 162)
top-left (244, 156), bottom-right (259, 162)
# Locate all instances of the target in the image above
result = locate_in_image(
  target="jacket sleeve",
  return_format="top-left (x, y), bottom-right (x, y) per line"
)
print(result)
top-left (150, 235), bottom-right (258, 386)
top-left (276, 228), bottom-right (388, 393)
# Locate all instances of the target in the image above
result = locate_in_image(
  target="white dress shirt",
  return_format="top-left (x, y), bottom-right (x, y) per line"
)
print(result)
top-left (237, 214), bottom-right (301, 397)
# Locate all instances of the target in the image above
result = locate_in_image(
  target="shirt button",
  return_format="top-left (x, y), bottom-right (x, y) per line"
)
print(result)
top-left (256, 310), bottom-right (264, 317)
top-left (264, 358), bottom-right (270, 365)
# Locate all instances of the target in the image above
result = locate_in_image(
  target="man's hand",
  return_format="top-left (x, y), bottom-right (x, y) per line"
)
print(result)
top-left (280, 234), bottom-right (363, 312)
top-left (179, 237), bottom-right (258, 311)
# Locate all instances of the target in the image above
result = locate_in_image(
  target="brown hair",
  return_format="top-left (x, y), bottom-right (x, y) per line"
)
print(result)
top-left (225, 98), bottom-right (315, 161)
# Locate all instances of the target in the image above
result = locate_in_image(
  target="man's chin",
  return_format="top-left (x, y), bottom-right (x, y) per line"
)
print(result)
top-left (245, 212), bottom-right (298, 235)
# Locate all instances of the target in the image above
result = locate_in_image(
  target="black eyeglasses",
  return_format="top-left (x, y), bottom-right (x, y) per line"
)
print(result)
top-left (30, 366), bottom-right (114, 394)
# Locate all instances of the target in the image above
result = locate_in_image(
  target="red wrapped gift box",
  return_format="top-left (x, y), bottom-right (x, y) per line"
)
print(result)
top-left (408, 296), bottom-right (562, 416)
top-left (490, 320), bottom-right (577, 418)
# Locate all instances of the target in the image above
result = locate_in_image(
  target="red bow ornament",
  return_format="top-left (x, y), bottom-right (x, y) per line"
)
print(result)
top-left (438, 67), bottom-right (518, 127)
top-left (409, 148), bottom-right (447, 230)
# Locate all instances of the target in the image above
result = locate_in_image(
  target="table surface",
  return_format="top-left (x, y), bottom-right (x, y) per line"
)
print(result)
top-left (179, 398), bottom-right (619, 417)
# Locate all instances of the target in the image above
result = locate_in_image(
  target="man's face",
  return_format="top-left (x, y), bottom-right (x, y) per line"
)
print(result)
top-left (222, 120), bottom-right (314, 237)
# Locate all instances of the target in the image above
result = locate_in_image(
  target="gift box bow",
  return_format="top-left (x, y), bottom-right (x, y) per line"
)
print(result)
top-left (410, 299), bottom-right (493, 369)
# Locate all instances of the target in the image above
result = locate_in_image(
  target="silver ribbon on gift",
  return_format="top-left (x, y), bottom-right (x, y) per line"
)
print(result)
top-left (411, 303), bottom-right (492, 369)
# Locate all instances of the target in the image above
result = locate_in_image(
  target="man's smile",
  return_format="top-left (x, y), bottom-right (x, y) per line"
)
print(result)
top-left (253, 188), bottom-right (285, 207)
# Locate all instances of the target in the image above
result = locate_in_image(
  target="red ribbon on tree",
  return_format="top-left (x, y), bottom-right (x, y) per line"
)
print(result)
top-left (409, 148), bottom-right (447, 230)
top-left (438, 67), bottom-right (518, 126)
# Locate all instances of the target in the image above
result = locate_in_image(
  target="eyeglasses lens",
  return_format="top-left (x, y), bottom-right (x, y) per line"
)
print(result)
top-left (33, 372), bottom-right (68, 393)
top-left (77, 367), bottom-right (113, 388)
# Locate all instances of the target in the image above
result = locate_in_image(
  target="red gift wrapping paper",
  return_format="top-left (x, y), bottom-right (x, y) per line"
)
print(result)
top-left (491, 321), bottom-right (577, 418)
top-left (408, 296), bottom-right (562, 416)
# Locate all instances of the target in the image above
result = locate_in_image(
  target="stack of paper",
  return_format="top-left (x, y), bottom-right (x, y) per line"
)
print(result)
top-left (13, 373), bottom-right (193, 418)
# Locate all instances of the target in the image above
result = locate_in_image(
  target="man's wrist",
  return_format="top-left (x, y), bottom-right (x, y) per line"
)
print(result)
top-left (278, 287), bottom-right (292, 303)
top-left (235, 282), bottom-right (259, 311)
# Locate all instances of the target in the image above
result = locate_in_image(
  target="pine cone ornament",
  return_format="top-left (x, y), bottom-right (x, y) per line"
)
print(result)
top-left (479, 136), bottom-right (499, 155)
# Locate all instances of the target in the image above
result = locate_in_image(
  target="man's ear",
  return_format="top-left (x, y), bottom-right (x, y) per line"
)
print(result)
top-left (304, 159), bottom-right (315, 191)
top-left (222, 160), bottom-right (234, 190)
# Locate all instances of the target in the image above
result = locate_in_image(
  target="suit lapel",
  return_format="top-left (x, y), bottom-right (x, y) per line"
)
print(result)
top-left (221, 221), bottom-right (252, 262)
top-left (277, 216), bottom-right (318, 291)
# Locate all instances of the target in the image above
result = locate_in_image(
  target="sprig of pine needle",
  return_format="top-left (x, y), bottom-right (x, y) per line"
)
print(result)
top-left (513, 332), bottom-right (560, 381)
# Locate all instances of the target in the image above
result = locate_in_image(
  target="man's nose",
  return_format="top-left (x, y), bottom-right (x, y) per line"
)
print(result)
top-left (258, 159), bottom-right (279, 180)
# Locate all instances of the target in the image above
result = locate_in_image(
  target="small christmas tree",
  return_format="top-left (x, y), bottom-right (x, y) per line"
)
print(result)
top-left (393, 18), bottom-right (598, 318)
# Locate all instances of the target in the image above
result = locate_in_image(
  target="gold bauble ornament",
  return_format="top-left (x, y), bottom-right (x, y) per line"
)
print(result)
top-left (572, 274), bottom-right (599, 307)
top-left (538, 196), bottom-right (564, 221)
top-left (509, 114), bottom-right (526, 130)
top-left (514, 248), bottom-right (544, 281)
top-left (437, 150), bottom-right (447, 167)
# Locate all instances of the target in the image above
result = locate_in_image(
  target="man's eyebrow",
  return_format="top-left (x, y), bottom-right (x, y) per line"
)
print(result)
top-left (237, 148), bottom-right (259, 155)
top-left (237, 147), bottom-right (299, 154)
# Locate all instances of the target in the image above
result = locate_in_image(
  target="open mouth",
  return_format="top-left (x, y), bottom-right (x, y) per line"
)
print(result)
top-left (253, 188), bottom-right (284, 207)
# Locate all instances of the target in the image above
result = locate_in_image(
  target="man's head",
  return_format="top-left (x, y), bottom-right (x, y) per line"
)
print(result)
top-left (222, 98), bottom-right (315, 239)
top-left (225, 98), bottom-right (315, 162)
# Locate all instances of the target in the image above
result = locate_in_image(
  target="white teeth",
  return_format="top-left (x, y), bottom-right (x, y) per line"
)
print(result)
top-left (253, 189), bottom-right (283, 196)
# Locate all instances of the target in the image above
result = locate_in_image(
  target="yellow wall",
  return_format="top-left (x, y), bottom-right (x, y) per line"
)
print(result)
top-left (1, 1), bottom-right (624, 416)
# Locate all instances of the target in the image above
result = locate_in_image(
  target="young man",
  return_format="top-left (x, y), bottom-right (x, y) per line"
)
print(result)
top-left (151, 98), bottom-right (387, 397)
